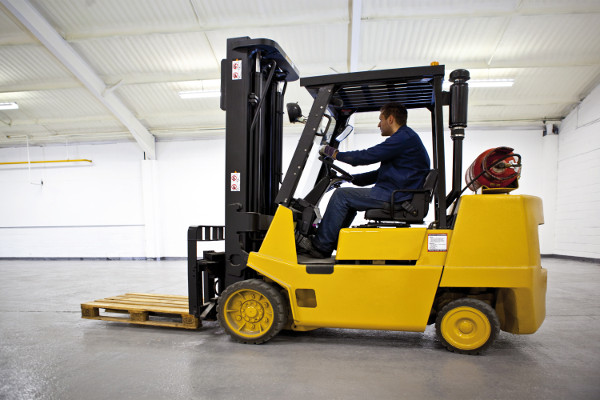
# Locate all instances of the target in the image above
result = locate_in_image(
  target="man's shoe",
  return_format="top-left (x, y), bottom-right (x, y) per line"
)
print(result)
top-left (296, 236), bottom-right (330, 259)
top-left (296, 235), bottom-right (313, 255)
top-left (307, 246), bottom-right (330, 259)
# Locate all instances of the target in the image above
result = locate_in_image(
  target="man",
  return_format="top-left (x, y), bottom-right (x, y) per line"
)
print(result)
top-left (298, 102), bottom-right (430, 258)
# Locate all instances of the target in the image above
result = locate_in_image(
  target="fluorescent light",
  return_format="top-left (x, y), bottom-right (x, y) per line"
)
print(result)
top-left (0, 102), bottom-right (19, 110)
top-left (179, 90), bottom-right (221, 99)
top-left (469, 79), bottom-right (514, 88)
top-left (443, 79), bottom-right (514, 90)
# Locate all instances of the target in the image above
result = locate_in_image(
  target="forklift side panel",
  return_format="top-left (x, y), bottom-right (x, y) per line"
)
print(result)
top-left (247, 206), bottom-right (442, 331)
top-left (249, 251), bottom-right (442, 331)
top-left (257, 205), bottom-right (298, 262)
top-left (336, 228), bottom-right (427, 261)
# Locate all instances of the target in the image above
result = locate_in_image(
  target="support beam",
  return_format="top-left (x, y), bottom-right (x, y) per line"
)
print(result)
top-left (141, 160), bottom-right (161, 259)
top-left (1, 0), bottom-right (156, 159)
top-left (348, 0), bottom-right (362, 73)
top-left (344, 0), bottom-right (362, 151)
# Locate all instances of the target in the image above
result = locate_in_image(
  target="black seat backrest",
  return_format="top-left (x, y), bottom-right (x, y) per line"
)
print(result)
top-left (364, 169), bottom-right (438, 224)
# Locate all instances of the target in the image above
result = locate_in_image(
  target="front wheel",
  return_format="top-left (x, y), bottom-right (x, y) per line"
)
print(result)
top-left (435, 298), bottom-right (500, 355)
top-left (217, 279), bottom-right (287, 344)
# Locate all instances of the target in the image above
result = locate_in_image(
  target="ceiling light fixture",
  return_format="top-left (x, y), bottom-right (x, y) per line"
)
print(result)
top-left (469, 79), bottom-right (514, 88)
top-left (179, 90), bottom-right (221, 99)
top-left (443, 79), bottom-right (514, 90)
top-left (0, 102), bottom-right (19, 110)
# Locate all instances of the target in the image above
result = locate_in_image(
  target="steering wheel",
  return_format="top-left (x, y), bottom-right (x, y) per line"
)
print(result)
top-left (319, 156), bottom-right (354, 182)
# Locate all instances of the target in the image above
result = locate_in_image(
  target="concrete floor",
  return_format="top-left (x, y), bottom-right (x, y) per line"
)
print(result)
top-left (0, 258), bottom-right (598, 400)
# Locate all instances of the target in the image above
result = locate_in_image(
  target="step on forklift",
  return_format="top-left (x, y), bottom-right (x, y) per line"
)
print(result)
top-left (188, 37), bottom-right (547, 355)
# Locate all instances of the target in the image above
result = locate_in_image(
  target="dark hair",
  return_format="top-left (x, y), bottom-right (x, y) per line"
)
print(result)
top-left (380, 103), bottom-right (408, 126)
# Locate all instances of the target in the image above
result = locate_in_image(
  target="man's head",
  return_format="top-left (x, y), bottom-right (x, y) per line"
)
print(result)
top-left (378, 103), bottom-right (408, 136)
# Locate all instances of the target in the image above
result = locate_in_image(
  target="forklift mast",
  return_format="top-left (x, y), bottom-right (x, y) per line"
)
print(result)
top-left (220, 37), bottom-right (299, 284)
top-left (188, 38), bottom-right (299, 317)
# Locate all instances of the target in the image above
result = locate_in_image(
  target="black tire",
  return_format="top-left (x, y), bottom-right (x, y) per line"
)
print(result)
top-left (435, 298), bottom-right (500, 355)
top-left (217, 279), bottom-right (287, 344)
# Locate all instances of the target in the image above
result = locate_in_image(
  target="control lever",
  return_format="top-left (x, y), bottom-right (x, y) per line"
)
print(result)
top-left (319, 156), bottom-right (354, 182)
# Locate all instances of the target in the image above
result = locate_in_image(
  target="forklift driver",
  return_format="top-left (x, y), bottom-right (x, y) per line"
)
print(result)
top-left (297, 102), bottom-right (430, 258)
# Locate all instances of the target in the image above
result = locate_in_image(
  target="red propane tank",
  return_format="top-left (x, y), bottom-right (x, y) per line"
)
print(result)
top-left (465, 146), bottom-right (521, 191)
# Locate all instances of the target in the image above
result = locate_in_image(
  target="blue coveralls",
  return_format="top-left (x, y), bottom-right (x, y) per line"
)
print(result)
top-left (312, 125), bottom-right (430, 255)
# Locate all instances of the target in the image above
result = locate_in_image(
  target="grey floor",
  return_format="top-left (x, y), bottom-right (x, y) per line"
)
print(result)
top-left (0, 258), bottom-right (598, 400)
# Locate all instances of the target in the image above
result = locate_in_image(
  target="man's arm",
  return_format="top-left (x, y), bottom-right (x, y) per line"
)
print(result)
top-left (352, 170), bottom-right (378, 186)
top-left (336, 132), bottom-right (406, 166)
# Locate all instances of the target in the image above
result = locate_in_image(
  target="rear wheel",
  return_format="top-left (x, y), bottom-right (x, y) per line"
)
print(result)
top-left (435, 298), bottom-right (500, 355)
top-left (217, 279), bottom-right (286, 344)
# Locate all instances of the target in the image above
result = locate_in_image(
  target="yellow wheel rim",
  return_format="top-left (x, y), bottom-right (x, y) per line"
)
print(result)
top-left (441, 306), bottom-right (491, 351)
top-left (223, 289), bottom-right (275, 338)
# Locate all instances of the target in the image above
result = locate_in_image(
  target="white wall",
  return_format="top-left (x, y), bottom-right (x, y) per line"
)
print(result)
top-left (0, 124), bottom-right (552, 258)
top-left (0, 142), bottom-right (146, 257)
top-left (4, 83), bottom-right (600, 260)
top-left (155, 139), bottom-right (225, 257)
top-left (555, 83), bottom-right (600, 259)
top-left (0, 139), bottom-right (232, 258)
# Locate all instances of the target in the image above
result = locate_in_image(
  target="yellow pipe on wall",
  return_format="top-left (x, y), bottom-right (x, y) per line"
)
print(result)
top-left (0, 159), bottom-right (92, 166)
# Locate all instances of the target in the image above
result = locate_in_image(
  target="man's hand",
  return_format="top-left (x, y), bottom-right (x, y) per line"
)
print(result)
top-left (319, 145), bottom-right (338, 159)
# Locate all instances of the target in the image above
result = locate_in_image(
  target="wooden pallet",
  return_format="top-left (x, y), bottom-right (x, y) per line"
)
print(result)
top-left (81, 293), bottom-right (200, 330)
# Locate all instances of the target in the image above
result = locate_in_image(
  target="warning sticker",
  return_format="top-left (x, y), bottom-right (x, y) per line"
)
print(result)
top-left (428, 234), bottom-right (448, 252)
top-left (230, 172), bottom-right (240, 191)
top-left (232, 60), bottom-right (242, 80)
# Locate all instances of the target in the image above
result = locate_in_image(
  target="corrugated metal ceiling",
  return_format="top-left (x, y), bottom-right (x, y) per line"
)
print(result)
top-left (0, 0), bottom-right (599, 149)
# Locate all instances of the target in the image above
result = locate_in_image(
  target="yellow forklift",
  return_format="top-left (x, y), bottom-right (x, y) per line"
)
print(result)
top-left (188, 37), bottom-right (547, 354)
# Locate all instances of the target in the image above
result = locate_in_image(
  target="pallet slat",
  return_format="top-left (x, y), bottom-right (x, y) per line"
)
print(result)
top-left (81, 293), bottom-right (200, 330)
top-left (97, 296), bottom-right (188, 307)
top-left (126, 293), bottom-right (189, 299)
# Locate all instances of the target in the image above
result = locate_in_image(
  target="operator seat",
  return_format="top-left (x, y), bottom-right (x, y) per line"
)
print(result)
top-left (364, 169), bottom-right (438, 225)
